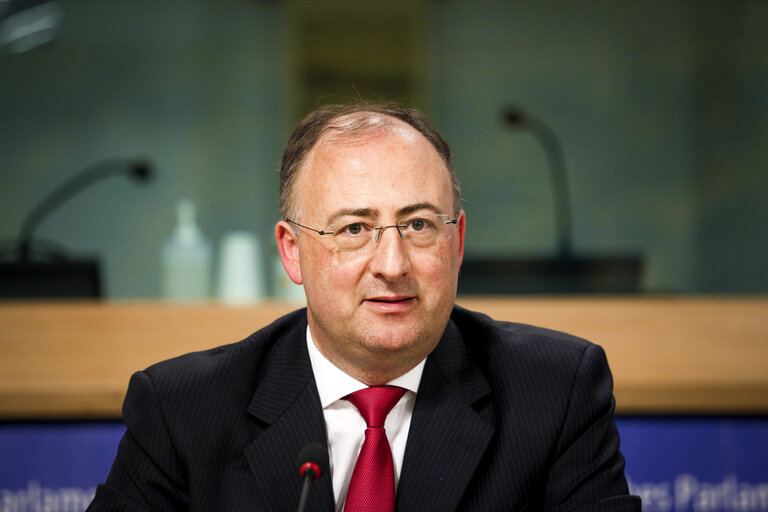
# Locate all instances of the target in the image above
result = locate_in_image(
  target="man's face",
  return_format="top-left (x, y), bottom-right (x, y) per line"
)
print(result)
top-left (276, 116), bottom-right (465, 383)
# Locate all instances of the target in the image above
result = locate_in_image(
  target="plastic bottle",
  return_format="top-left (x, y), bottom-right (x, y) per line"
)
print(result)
top-left (217, 231), bottom-right (265, 304)
top-left (161, 200), bottom-right (212, 300)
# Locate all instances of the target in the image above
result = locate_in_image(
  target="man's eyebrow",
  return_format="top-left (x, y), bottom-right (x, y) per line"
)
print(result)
top-left (326, 207), bottom-right (380, 225)
top-left (325, 203), bottom-right (443, 225)
top-left (397, 203), bottom-right (442, 217)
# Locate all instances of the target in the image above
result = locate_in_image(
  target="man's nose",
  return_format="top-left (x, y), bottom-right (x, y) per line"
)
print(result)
top-left (369, 226), bottom-right (411, 280)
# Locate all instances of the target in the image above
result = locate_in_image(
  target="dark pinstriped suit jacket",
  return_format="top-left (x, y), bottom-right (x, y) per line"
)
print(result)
top-left (88, 306), bottom-right (641, 511)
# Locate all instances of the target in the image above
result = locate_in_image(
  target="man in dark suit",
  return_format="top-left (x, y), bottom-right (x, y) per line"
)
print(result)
top-left (89, 104), bottom-right (640, 511)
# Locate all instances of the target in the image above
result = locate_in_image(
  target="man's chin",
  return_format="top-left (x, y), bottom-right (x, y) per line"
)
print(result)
top-left (358, 324), bottom-right (428, 354)
top-left (350, 304), bottom-right (446, 358)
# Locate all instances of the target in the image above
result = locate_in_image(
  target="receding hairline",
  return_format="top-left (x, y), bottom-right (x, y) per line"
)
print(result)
top-left (306, 112), bottom-right (446, 166)
top-left (296, 112), bottom-right (454, 208)
top-left (279, 104), bottom-right (462, 221)
top-left (317, 111), bottom-right (397, 144)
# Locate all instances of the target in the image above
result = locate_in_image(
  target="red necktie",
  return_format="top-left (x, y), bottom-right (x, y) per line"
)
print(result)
top-left (343, 386), bottom-right (407, 512)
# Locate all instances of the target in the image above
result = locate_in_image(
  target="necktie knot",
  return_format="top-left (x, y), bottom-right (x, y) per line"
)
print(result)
top-left (345, 385), bottom-right (406, 429)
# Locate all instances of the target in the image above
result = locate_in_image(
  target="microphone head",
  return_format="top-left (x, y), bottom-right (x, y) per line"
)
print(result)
top-left (297, 443), bottom-right (328, 481)
top-left (128, 159), bottom-right (154, 182)
top-left (502, 107), bottom-right (528, 127)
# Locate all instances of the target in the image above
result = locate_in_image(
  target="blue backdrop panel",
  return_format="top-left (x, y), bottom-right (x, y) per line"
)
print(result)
top-left (1, 417), bottom-right (767, 511)
top-left (0, 421), bottom-right (124, 510)
top-left (619, 417), bottom-right (768, 511)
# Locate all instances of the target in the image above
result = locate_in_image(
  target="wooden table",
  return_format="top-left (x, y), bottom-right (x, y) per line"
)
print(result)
top-left (1, 297), bottom-right (767, 419)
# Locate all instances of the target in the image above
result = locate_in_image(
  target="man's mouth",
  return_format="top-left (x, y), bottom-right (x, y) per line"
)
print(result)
top-left (366, 296), bottom-right (413, 303)
top-left (364, 296), bottom-right (416, 310)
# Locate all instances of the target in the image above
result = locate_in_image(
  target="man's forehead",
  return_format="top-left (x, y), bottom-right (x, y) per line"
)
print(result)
top-left (297, 126), bottom-right (440, 188)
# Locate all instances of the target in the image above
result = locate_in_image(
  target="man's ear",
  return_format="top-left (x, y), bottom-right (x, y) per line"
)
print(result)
top-left (456, 210), bottom-right (466, 267)
top-left (275, 221), bottom-right (303, 285)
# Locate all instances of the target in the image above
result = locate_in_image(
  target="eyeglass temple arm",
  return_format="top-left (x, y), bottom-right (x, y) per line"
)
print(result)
top-left (285, 218), bottom-right (334, 236)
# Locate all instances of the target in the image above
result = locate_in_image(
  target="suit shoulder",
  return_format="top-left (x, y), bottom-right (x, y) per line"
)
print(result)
top-left (140, 308), bottom-right (307, 390)
top-left (450, 304), bottom-right (597, 364)
top-left (447, 306), bottom-right (614, 423)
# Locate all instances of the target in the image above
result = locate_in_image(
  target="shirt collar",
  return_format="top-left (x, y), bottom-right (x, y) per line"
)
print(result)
top-left (306, 326), bottom-right (425, 408)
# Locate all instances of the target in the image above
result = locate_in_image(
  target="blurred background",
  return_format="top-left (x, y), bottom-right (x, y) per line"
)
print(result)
top-left (1, 0), bottom-right (767, 298)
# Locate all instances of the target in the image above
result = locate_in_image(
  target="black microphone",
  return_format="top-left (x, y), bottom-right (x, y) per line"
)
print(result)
top-left (16, 157), bottom-right (153, 262)
top-left (503, 107), bottom-right (573, 261)
top-left (296, 443), bottom-right (328, 512)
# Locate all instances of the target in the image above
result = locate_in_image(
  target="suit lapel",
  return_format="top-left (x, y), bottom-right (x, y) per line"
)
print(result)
top-left (396, 319), bottom-right (495, 511)
top-left (243, 319), bottom-right (334, 511)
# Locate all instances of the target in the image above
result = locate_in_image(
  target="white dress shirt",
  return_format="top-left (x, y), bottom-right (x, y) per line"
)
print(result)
top-left (306, 327), bottom-right (425, 511)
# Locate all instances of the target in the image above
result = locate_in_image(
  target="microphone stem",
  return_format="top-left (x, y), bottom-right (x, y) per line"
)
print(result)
top-left (17, 162), bottom-right (128, 262)
top-left (296, 473), bottom-right (313, 512)
top-left (529, 119), bottom-right (573, 261)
